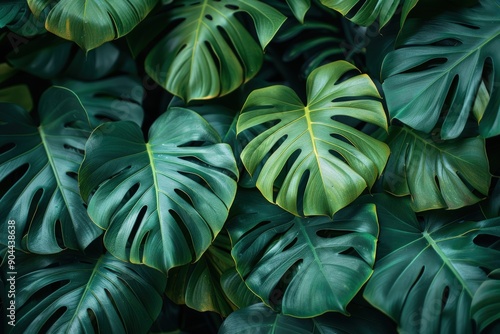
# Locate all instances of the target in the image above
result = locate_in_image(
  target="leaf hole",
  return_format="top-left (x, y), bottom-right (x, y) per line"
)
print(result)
top-left (0, 163), bottom-right (29, 200)
top-left (66, 171), bottom-right (78, 181)
top-left (169, 209), bottom-right (196, 261)
top-left (105, 288), bottom-right (127, 328)
top-left (238, 220), bottom-right (271, 241)
top-left (216, 26), bottom-right (246, 68)
top-left (400, 58), bottom-right (447, 74)
top-left (205, 14), bottom-right (213, 21)
top-left (127, 206), bottom-right (148, 250)
top-left (338, 247), bottom-right (356, 256)
top-left (431, 38), bottom-right (462, 47)
top-left (282, 237), bottom-right (297, 252)
top-left (0, 142), bottom-right (15, 154)
top-left (63, 143), bottom-right (85, 155)
top-left (316, 228), bottom-right (351, 239)
top-left (39, 307), bottom-right (68, 333)
top-left (335, 69), bottom-right (360, 85)
top-left (87, 308), bottom-right (99, 333)
top-left (441, 286), bottom-right (450, 311)
top-left (409, 266), bottom-right (425, 293)
top-left (175, 188), bottom-right (195, 208)
top-left (25, 188), bottom-right (44, 236)
top-left (434, 176), bottom-right (441, 191)
top-left (55, 219), bottom-right (65, 249)
top-left (203, 40), bottom-right (222, 75)
top-left (28, 279), bottom-right (70, 306)
top-left (473, 234), bottom-right (500, 250)
top-left (224, 4), bottom-right (239, 10)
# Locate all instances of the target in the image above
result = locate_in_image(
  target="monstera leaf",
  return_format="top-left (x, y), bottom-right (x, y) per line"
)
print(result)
top-left (2, 251), bottom-right (166, 333)
top-left (471, 269), bottom-right (500, 332)
top-left (219, 302), bottom-right (397, 333)
top-left (228, 189), bottom-right (379, 317)
top-left (363, 194), bottom-right (500, 334)
top-left (145, 0), bottom-right (286, 101)
top-left (382, 0), bottom-right (500, 139)
top-left (382, 125), bottom-right (490, 211)
top-left (27, 0), bottom-right (158, 51)
top-left (238, 61), bottom-right (389, 217)
top-left (55, 76), bottom-right (145, 128)
top-left (285, 0), bottom-right (311, 23)
top-left (166, 231), bottom-right (237, 316)
top-left (320, 0), bottom-right (418, 27)
top-left (0, 87), bottom-right (101, 254)
top-left (79, 108), bottom-right (239, 274)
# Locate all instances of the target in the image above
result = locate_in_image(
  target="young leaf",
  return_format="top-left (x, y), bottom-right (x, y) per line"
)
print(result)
top-left (228, 189), bottom-right (379, 317)
top-left (2, 251), bottom-right (166, 333)
top-left (27, 0), bottom-right (159, 51)
top-left (382, 125), bottom-right (490, 211)
top-left (79, 108), bottom-right (239, 274)
top-left (382, 0), bottom-right (500, 139)
top-left (363, 194), bottom-right (500, 333)
top-left (238, 61), bottom-right (389, 217)
top-left (0, 87), bottom-right (101, 254)
top-left (145, 0), bottom-right (286, 102)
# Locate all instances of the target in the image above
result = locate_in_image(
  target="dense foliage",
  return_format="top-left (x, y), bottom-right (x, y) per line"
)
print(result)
top-left (1, 0), bottom-right (499, 333)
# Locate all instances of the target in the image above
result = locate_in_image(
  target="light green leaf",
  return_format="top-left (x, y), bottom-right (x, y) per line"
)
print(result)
top-left (382, 0), bottom-right (500, 139)
top-left (27, 0), bottom-right (159, 51)
top-left (0, 87), bottom-right (101, 254)
top-left (382, 125), bottom-right (490, 211)
top-left (471, 269), bottom-right (500, 332)
top-left (228, 189), bottom-right (379, 317)
top-left (79, 108), bottom-right (239, 273)
top-left (219, 302), bottom-right (397, 333)
top-left (320, 0), bottom-right (419, 27)
top-left (145, 0), bottom-right (286, 102)
top-left (238, 61), bottom-right (389, 217)
top-left (363, 194), bottom-right (500, 334)
top-left (3, 251), bottom-right (166, 333)
top-left (166, 231), bottom-right (237, 316)
top-left (285, 0), bottom-right (311, 23)
top-left (0, 85), bottom-right (32, 111)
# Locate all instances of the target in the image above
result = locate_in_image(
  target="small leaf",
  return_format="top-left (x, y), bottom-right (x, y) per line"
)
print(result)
top-left (382, 125), bottom-right (490, 211)
top-left (27, 0), bottom-right (159, 51)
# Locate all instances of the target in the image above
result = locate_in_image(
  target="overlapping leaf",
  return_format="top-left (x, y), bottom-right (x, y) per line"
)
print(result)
top-left (79, 107), bottom-right (238, 273)
top-left (471, 269), bottom-right (500, 332)
top-left (0, 87), bottom-right (101, 254)
top-left (228, 189), bottom-right (379, 317)
top-left (320, 0), bottom-right (419, 27)
top-left (219, 302), bottom-right (397, 333)
top-left (364, 194), bottom-right (500, 333)
top-left (382, 0), bottom-right (500, 139)
top-left (27, 0), bottom-right (158, 51)
top-left (382, 125), bottom-right (490, 211)
top-left (238, 61), bottom-right (389, 217)
top-left (145, 0), bottom-right (286, 101)
top-left (2, 252), bottom-right (165, 333)
top-left (166, 231), bottom-right (237, 316)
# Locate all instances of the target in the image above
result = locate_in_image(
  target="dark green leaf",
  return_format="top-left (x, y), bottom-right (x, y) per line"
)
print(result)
top-left (79, 108), bottom-right (238, 273)
top-left (382, 0), bottom-right (500, 139)
top-left (2, 251), bottom-right (166, 333)
top-left (471, 269), bottom-right (500, 332)
top-left (0, 87), bottom-right (101, 254)
top-left (228, 189), bottom-right (379, 317)
top-left (364, 194), bottom-right (500, 334)
top-left (382, 125), bottom-right (490, 211)
top-left (145, 0), bottom-right (286, 101)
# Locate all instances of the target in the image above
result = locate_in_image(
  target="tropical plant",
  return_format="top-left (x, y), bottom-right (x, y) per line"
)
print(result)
top-left (1, 0), bottom-right (499, 333)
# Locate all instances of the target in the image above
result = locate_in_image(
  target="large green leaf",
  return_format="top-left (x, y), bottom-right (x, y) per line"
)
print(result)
top-left (471, 269), bottom-right (500, 332)
top-left (55, 76), bottom-right (145, 128)
top-left (219, 302), bottom-right (396, 333)
top-left (165, 231), bottom-right (237, 316)
top-left (382, 0), bottom-right (500, 139)
top-left (79, 108), bottom-right (239, 273)
top-left (2, 251), bottom-right (166, 333)
top-left (363, 194), bottom-right (500, 334)
top-left (27, 0), bottom-right (159, 51)
top-left (0, 87), bottom-right (101, 254)
top-left (382, 125), bottom-right (490, 211)
top-left (145, 0), bottom-right (286, 102)
top-left (228, 189), bottom-right (379, 317)
top-left (238, 61), bottom-right (389, 217)
top-left (320, 0), bottom-right (419, 27)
